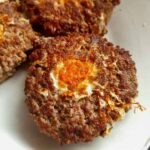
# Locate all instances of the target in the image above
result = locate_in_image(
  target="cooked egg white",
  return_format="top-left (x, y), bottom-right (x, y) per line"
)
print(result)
top-left (50, 71), bottom-right (95, 100)
top-left (50, 59), bottom-right (97, 100)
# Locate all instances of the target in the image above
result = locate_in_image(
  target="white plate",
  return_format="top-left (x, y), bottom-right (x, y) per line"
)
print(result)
top-left (0, 0), bottom-right (150, 150)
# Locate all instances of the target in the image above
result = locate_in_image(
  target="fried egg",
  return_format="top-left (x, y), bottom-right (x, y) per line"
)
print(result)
top-left (50, 59), bottom-right (97, 100)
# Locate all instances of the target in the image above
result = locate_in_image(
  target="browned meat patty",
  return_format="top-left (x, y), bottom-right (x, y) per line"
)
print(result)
top-left (25, 33), bottom-right (138, 145)
top-left (21, 0), bottom-right (120, 36)
top-left (0, 1), bottom-right (38, 83)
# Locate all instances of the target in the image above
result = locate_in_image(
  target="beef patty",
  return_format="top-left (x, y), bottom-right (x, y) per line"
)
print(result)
top-left (0, 1), bottom-right (38, 83)
top-left (21, 0), bottom-right (120, 36)
top-left (25, 33), bottom-right (138, 145)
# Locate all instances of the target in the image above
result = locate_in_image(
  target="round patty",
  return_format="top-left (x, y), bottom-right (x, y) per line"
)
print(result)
top-left (0, 1), bottom-right (38, 83)
top-left (21, 0), bottom-right (120, 36)
top-left (25, 33), bottom-right (137, 145)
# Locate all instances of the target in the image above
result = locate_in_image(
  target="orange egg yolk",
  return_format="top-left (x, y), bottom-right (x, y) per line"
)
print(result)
top-left (53, 59), bottom-right (97, 96)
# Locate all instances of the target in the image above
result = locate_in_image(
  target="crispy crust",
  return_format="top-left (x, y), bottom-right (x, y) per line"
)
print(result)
top-left (0, 1), bottom-right (37, 83)
top-left (21, 0), bottom-right (120, 36)
top-left (25, 33), bottom-right (137, 145)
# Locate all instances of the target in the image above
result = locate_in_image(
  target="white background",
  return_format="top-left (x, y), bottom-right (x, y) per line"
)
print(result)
top-left (0, 0), bottom-right (150, 149)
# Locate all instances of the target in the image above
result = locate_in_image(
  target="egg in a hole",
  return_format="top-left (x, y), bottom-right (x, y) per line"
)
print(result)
top-left (25, 33), bottom-right (138, 145)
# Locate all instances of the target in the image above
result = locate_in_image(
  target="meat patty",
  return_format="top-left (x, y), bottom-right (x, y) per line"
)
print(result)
top-left (0, 1), bottom-right (38, 83)
top-left (25, 33), bottom-right (138, 145)
top-left (21, 0), bottom-right (120, 36)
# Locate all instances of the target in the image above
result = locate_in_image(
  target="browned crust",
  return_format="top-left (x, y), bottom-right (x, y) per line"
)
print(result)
top-left (0, 1), bottom-right (37, 83)
top-left (25, 33), bottom-right (137, 145)
top-left (21, 0), bottom-right (120, 36)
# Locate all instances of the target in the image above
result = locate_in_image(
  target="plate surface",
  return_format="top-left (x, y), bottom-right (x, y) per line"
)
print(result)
top-left (0, 0), bottom-right (150, 150)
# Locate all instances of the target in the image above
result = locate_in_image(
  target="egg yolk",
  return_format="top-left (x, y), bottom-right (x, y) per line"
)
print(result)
top-left (53, 59), bottom-right (97, 96)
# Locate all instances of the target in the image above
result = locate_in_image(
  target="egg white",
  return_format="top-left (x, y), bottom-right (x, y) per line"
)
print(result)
top-left (50, 71), bottom-right (95, 100)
